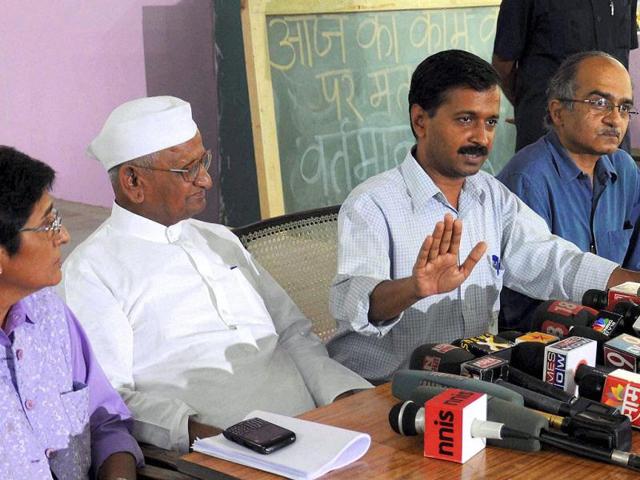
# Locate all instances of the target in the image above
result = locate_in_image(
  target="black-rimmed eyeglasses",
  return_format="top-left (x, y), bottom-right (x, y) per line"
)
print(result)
top-left (558, 97), bottom-right (639, 117)
top-left (137, 149), bottom-right (212, 182)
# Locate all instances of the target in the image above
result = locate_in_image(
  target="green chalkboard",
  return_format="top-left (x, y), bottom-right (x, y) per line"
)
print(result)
top-left (242, 1), bottom-right (512, 217)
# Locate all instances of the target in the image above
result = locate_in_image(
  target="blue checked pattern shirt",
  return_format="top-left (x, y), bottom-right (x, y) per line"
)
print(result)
top-left (328, 150), bottom-right (618, 382)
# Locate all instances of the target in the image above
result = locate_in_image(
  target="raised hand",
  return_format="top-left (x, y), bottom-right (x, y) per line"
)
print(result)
top-left (412, 214), bottom-right (487, 298)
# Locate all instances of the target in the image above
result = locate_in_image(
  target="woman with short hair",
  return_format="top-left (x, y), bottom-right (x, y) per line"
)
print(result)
top-left (0, 146), bottom-right (143, 479)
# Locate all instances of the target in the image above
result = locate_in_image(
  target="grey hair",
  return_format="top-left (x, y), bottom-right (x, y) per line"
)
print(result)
top-left (545, 51), bottom-right (620, 129)
top-left (108, 152), bottom-right (159, 187)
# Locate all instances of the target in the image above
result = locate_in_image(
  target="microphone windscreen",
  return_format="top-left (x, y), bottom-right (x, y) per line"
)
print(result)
top-left (486, 397), bottom-right (548, 452)
top-left (532, 300), bottom-right (596, 337)
top-left (400, 385), bottom-right (446, 404)
top-left (389, 401), bottom-right (420, 436)
top-left (498, 330), bottom-right (524, 342)
top-left (391, 369), bottom-right (524, 405)
top-left (510, 342), bottom-right (546, 378)
top-left (568, 326), bottom-right (608, 365)
top-left (582, 289), bottom-right (608, 309)
top-left (409, 344), bottom-right (475, 373)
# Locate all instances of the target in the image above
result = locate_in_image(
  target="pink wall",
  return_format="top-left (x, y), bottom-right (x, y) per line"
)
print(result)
top-left (629, 34), bottom-right (640, 149)
top-left (1, 0), bottom-right (214, 208)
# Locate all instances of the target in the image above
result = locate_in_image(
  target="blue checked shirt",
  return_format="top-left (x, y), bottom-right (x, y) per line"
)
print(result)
top-left (328, 150), bottom-right (618, 381)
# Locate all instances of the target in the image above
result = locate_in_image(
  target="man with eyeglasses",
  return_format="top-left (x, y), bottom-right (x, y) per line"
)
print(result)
top-left (60, 96), bottom-right (370, 453)
top-left (492, 0), bottom-right (638, 152)
top-left (497, 51), bottom-right (640, 331)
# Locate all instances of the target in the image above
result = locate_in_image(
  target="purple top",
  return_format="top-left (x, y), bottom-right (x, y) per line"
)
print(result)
top-left (0, 287), bottom-right (143, 479)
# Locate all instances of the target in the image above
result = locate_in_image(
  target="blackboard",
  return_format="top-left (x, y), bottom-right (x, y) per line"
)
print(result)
top-left (242, 0), bottom-right (512, 218)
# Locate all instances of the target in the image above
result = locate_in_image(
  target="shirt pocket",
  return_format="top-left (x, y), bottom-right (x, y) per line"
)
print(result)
top-left (226, 267), bottom-right (276, 330)
top-left (60, 381), bottom-right (90, 436)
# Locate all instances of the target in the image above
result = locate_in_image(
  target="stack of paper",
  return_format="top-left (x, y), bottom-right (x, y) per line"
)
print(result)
top-left (193, 410), bottom-right (371, 479)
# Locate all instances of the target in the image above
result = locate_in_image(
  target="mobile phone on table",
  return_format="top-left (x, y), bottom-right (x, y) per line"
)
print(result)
top-left (223, 417), bottom-right (296, 454)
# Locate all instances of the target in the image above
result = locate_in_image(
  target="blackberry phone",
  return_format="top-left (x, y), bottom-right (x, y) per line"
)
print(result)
top-left (223, 417), bottom-right (296, 454)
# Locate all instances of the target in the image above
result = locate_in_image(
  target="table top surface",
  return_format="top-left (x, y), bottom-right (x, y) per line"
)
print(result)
top-left (177, 383), bottom-right (640, 480)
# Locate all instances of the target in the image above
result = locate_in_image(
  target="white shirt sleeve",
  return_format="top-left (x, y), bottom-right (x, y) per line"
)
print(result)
top-left (60, 259), bottom-right (197, 452)
top-left (240, 249), bottom-right (372, 405)
top-left (329, 193), bottom-right (404, 337)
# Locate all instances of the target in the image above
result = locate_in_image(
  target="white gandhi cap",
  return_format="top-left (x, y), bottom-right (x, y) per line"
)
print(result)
top-left (88, 96), bottom-right (198, 171)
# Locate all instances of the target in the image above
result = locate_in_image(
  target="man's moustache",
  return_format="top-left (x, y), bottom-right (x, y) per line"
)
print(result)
top-left (458, 145), bottom-right (488, 156)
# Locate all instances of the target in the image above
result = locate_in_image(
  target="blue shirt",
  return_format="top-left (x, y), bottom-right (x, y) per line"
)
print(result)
top-left (497, 131), bottom-right (640, 330)
top-left (328, 150), bottom-right (617, 382)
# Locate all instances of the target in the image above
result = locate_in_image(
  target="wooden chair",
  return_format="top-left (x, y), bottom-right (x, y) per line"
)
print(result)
top-left (233, 205), bottom-right (341, 343)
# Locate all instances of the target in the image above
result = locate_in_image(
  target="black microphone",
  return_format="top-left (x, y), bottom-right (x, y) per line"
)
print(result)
top-left (613, 301), bottom-right (640, 336)
top-left (583, 289), bottom-right (609, 310)
top-left (532, 300), bottom-right (597, 337)
top-left (452, 333), bottom-right (514, 359)
top-left (509, 341), bottom-right (548, 379)
top-left (574, 364), bottom-right (614, 401)
top-left (409, 343), bottom-right (474, 373)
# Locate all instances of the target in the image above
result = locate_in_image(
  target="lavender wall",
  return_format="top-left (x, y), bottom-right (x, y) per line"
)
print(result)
top-left (1, 0), bottom-right (218, 220)
top-left (628, 34), bottom-right (640, 148)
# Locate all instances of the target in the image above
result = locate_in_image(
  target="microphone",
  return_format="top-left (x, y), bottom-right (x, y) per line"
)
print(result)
top-left (509, 341), bottom-right (549, 379)
top-left (532, 300), bottom-right (597, 337)
top-left (390, 394), bottom-right (547, 452)
top-left (512, 331), bottom-right (559, 345)
top-left (460, 354), bottom-right (509, 382)
top-left (389, 388), bottom-right (541, 458)
top-left (600, 368), bottom-right (640, 429)
top-left (604, 333), bottom-right (640, 372)
top-left (613, 301), bottom-right (640, 336)
top-left (544, 336), bottom-right (597, 394)
top-left (574, 363), bottom-right (615, 401)
top-left (495, 330), bottom-right (524, 342)
top-left (409, 343), bottom-right (474, 373)
top-left (591, 310), bottom-right (625, 337)
top-left (452, 333), bottom-right (514, 359)
top-left (397, 383), bottom-right (630, 452)
top-left (389, 387), bottom-right (640, 469)
top-left (391, 369), bottom-right (524, 405)
top-left (582, 289), bottom-right (609, 310)
top-left (568, 326), bottom-right (609, 365)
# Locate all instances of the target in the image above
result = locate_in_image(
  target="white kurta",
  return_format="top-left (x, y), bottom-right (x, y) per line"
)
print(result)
top-left (61, 203), bottom-right (370, 452)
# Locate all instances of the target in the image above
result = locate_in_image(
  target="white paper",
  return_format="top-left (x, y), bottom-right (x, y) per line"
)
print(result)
top-left (193, 410), bottom-right (371, 479)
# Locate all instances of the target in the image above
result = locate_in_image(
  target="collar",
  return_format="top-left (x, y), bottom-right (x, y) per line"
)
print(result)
top-left (546, 130), bottom-right (618, 185)
top-left (2, 297), bottom-right (35, 340)
top-left (109, 202), bottom-right (185, 244)
top-left (400, 148), bottom-right (485, 211)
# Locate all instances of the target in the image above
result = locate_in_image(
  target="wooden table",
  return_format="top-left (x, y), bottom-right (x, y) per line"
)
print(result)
top-left (177, 384), bottom-right (640, 480)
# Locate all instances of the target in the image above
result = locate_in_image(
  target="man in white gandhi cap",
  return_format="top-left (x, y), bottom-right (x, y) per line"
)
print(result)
top-left (60, 96), bottom-right (371, 452)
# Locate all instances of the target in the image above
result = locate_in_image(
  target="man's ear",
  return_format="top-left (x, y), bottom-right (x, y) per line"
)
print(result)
top-left (410, 104), bottom-right (428, 139)
top-left (548, 99), bottom-right (565, 127)
top-left (118, 166), bottom-right (145, 204)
